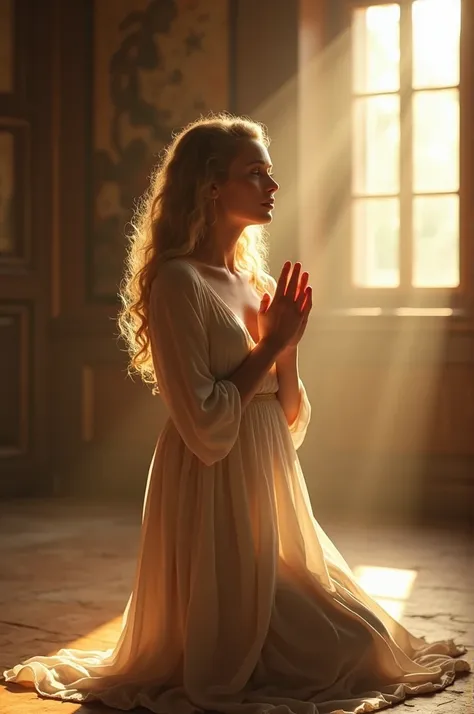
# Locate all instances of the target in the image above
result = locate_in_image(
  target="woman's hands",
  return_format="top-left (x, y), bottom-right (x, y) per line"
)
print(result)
top-left (257, 261), bottom-right (312, 352)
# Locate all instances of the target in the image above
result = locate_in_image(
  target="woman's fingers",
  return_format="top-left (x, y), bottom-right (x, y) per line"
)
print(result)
top-left (277, 262), bottom-right (312, 320)
top-left (302, 286), bottom-right (312, 314)
top-left (275, 261), bottom-right (292, 299)
top-left (286, 262), bottom-right (301, 299)
top-left (296, 272), bottom-right (309, 308)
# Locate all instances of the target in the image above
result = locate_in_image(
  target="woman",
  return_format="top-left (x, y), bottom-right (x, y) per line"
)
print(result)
top-left (3, 113), bottom-right (470, 713)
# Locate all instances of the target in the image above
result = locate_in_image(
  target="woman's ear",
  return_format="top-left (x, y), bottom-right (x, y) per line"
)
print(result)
top-left (209, 184), bottom-right (219, 200)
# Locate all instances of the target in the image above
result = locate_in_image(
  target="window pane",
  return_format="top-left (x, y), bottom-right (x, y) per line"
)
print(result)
top-left (413, 0), bottom-right (461, 89)
top-left (353, 95), bottom-right (399, 195)
top-left (413, 90), bottom-right (459, 193)
top-left (352, 198), bottom-right (399, 287)
top-left (352, 5), bottom-right (400, 94)
top-left (413, 195), bottom-right (459, 287)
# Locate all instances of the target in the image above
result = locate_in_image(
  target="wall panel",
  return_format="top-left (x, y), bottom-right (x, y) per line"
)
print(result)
top-left (0, 304), bottom-right (30, 457)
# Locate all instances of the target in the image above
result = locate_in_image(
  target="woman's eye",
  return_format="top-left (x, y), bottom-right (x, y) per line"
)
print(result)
top-left (250, 167), bottom-right (275, 178)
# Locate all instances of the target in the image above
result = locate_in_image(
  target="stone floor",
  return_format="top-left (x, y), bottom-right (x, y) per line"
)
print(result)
top-left (0, 498), bottom-right (472, 714)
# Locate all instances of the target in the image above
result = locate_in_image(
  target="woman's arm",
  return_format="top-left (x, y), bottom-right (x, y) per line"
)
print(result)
top-left (262, 273), bottom-right (303, 426)
top-left (275, 346), bottom-right (302, 427)
top-left (227, 336), bottom-right (284, 411)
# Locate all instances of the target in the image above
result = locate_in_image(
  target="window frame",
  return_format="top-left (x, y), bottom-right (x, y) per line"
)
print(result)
top-left (298, 0), bottom-right (474, 321)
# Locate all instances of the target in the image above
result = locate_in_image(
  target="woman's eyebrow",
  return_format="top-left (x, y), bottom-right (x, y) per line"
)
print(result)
top-left (246, 160), bottom-right (273, 169)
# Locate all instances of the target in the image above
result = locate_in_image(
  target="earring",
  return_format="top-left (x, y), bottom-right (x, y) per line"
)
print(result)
top-left (210, 197), bottom-right (217, 227)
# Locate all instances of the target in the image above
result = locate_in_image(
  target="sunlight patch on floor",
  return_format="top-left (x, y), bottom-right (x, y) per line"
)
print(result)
top-left (58, 616), bottom-right (123, 654)
top-left (353, 565), bottom-right (417, 619)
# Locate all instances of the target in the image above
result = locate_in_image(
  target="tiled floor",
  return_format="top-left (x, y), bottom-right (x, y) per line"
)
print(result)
top-left (0, 498), bottom-right (472, 713)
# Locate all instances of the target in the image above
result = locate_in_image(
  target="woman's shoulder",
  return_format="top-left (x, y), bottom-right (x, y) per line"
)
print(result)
top-left (156, 256), bottom-right (198, 275)
top-left (151, 257), bottom-right (202, 299)
top-left (155, 257), bottom-right (200, 283)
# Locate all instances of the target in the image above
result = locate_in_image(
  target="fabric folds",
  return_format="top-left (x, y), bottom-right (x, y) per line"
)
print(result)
top-left (3, 258), bottom-right (470, 714)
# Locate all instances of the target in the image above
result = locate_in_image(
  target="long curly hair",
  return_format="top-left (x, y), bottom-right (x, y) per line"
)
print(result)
top-left (117, 112), bottom-right (273, 393)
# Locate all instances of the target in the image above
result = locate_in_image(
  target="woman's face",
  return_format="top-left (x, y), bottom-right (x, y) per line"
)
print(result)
top-left (216, 138), bottom-right (279, 227)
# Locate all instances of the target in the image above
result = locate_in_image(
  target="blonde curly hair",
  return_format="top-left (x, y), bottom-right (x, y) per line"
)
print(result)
top-left (117, 112), bottom-right (273, 393)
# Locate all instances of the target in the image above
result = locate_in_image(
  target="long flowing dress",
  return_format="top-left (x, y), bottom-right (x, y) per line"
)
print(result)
top-left (3, 258), bottom-right (471, 714)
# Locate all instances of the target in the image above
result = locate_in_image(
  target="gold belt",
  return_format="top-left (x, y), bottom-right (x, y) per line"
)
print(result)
top-left (253, 392), bottom-right (277, 401)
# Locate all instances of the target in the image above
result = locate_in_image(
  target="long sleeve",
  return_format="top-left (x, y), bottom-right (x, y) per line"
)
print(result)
top-left (287, 378), bottom-right (311, 450)
top-left (148, 260), bottom-right (242, 466)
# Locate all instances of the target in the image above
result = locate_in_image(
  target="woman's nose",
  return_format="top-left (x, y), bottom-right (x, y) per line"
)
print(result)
top-left (268, 176), bottom-right (279, 192)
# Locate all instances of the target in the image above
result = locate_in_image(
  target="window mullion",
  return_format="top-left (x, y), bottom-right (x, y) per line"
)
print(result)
top-left (399, 1), bottom-right (413, 292)
top-left (459, 0), bottom-right (473, 299)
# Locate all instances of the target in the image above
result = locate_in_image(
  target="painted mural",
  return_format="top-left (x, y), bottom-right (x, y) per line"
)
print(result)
top-left (90, 0), bottom-right (229, 298)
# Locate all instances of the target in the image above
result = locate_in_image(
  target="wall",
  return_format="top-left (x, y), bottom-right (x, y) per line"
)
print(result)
top-left (295, 0), bottom-right (474, 526)
top-left (1, 0), bottom-right (472, 528)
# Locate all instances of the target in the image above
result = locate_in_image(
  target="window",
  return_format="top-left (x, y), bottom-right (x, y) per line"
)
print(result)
top-left (306, 0), bottom-right (473, 314)
top-left (352, 0), bottom-right (461, 294)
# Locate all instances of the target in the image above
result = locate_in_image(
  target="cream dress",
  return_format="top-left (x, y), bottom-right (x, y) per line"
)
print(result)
top-left (3, 258), bottom-right (470, 713)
